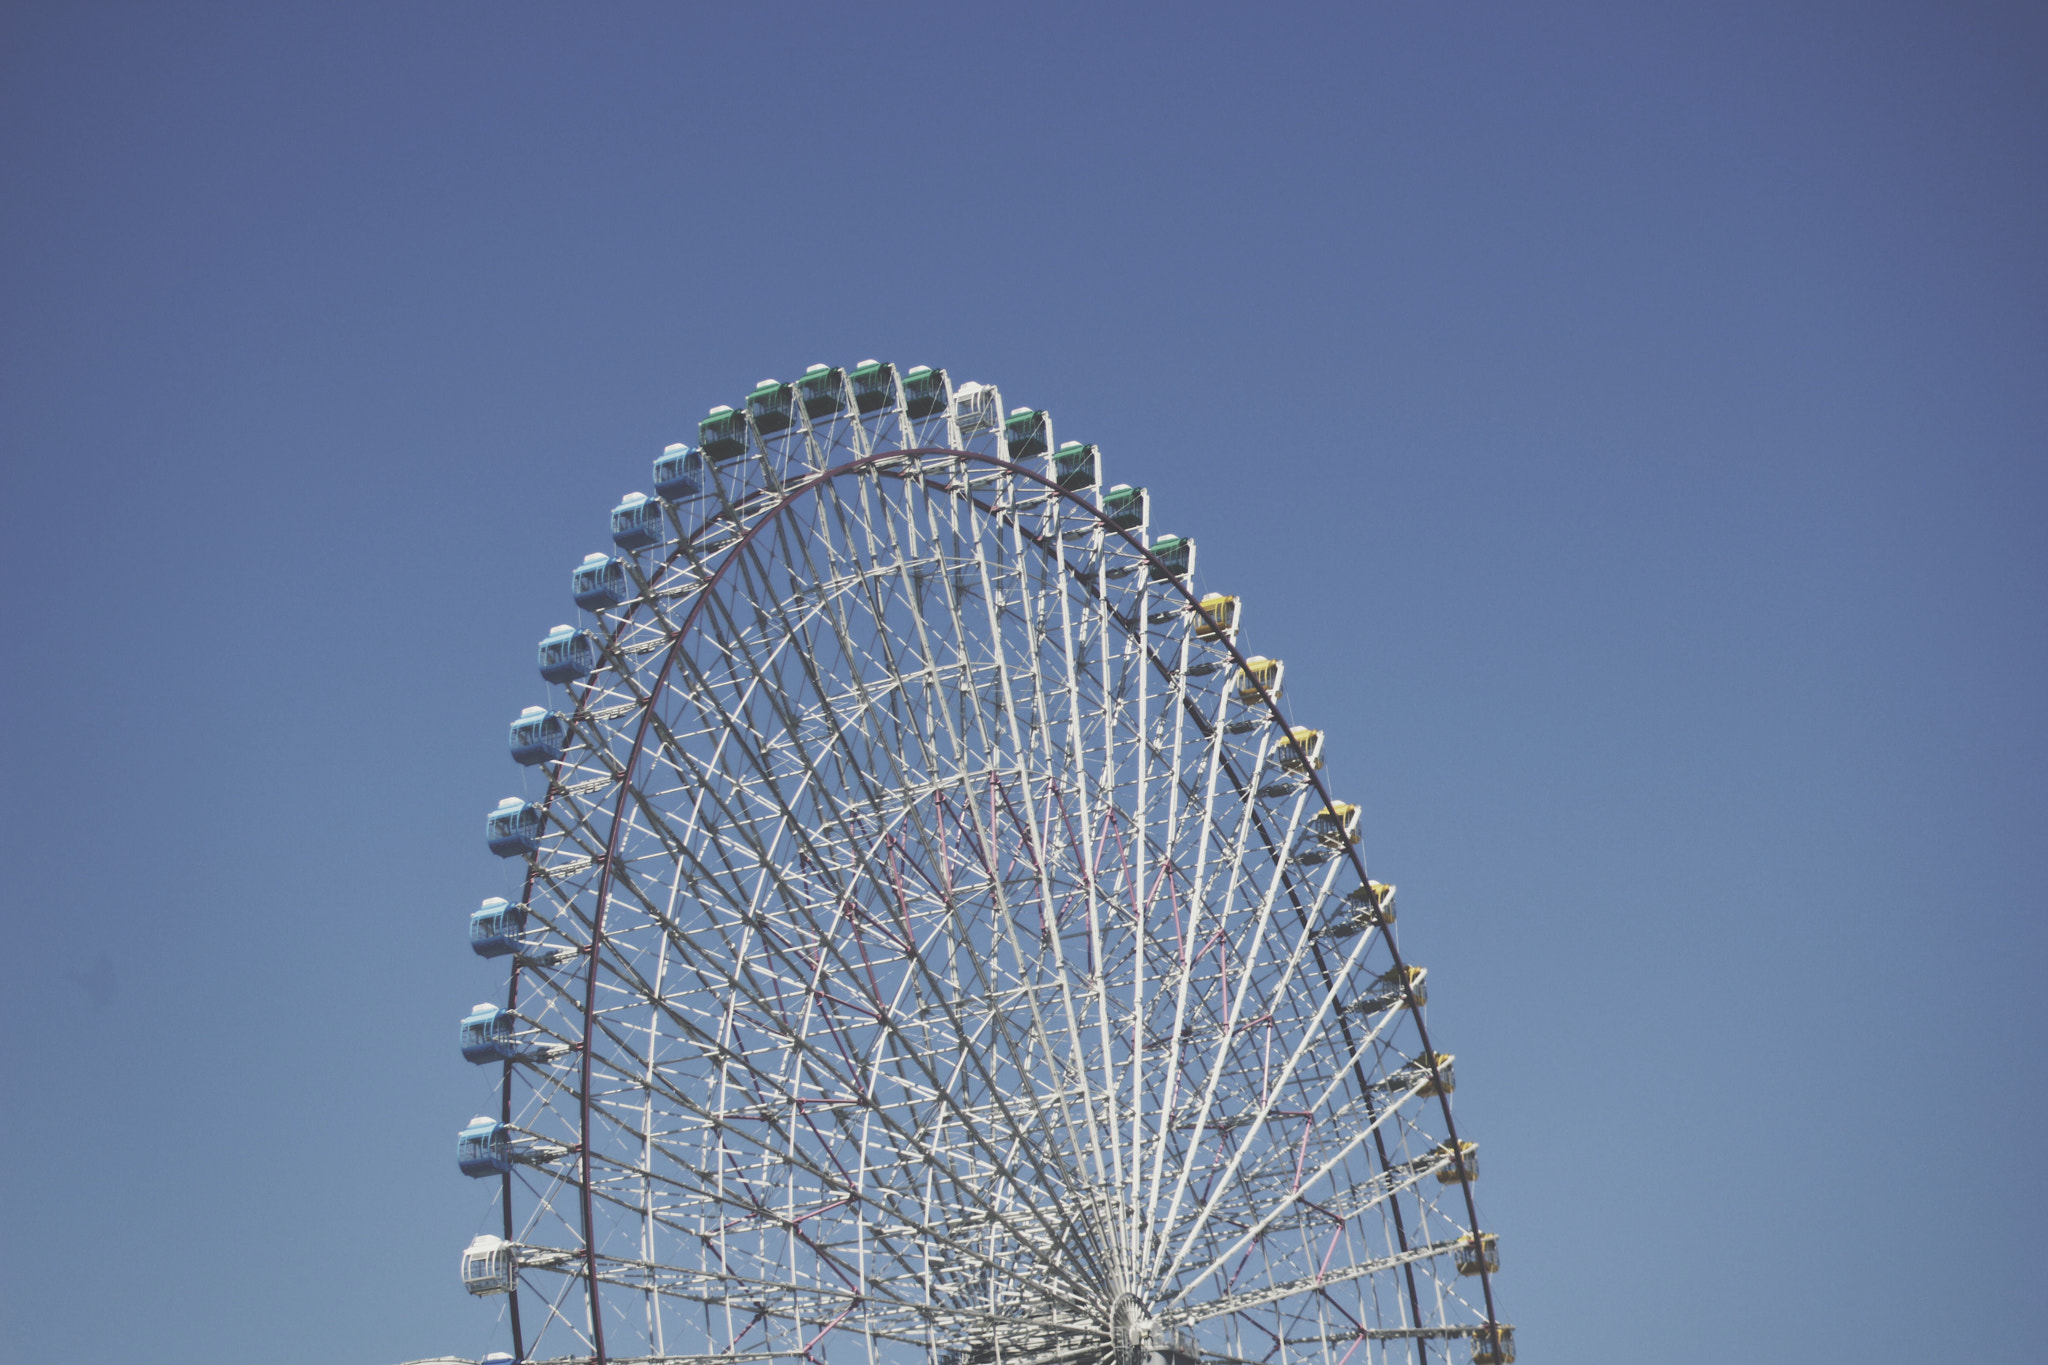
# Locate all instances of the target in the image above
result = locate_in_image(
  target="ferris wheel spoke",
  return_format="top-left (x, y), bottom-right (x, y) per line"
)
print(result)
top-left (1137, 670), bottom-right (1243, 1224)
top-left (1157, 1081), bottom-right (1447, 1309)
top-left (595, 1189), bottom-right (892, 1314)
top-left (566, 1224), bottom-right (1089, 1337)
top-left (854, 962), bottom-right (1111, 1275)
top-left (531, 790), bottom-right (613, 867)
top-left (1150, 828), bottom-right (1350, 1105)
top-left (630, 802), bottom-right (1081, 1252)
top-left (588, 901), bottom-right (1110, 1299)
top-left (1030, 542), bottom-right (1125, 1204)
top-left (1082, 565), bottom-right (1160, 1230)
top-left (834, 480), bottom-right (951, 779)
top-left (873, 802), bottom-right (1099, 1194)
top-left (754, 499), bottom-right (925, 803)
top-left (870, 513), bottom-right (981, 786)
top-left (782, 515), bottom-right (1122, 1247)
top-left (964, 821), bottom-right (1129, 1276)
top-left (835, 479), bottom-right (957, 776)
top-left (1150, 856), bottom-right (1369, 1173)
top-left (665, 569), bottom-right (945, 909)
top-left (1164, 1234), bottom-right (1474, 1329)
top-left (711, 535), bottom-right (884, 770)
top-left (1145, 831), bottom-right (1320, 1285)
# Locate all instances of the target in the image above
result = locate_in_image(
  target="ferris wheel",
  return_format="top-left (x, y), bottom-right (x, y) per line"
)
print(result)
top-left (451, 361), bottom-right (1512, 1365)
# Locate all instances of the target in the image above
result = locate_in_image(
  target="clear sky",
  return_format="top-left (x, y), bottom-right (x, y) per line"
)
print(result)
top-left (1, 3), bottom-right (2042, 1363)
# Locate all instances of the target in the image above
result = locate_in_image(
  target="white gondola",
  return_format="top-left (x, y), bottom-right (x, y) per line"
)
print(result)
top-left (460, 1234), bottom-right (515, 1295)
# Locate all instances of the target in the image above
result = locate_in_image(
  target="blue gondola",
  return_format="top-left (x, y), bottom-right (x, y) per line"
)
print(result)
top-left (459, 1003), bottom-right (528, 1063)
top-left (538, 625), bottom-right (597, 683)
top-left (1004, 408), bottom-right (1051, 459)
top-left (507, 707), bottom-right (567, 765)
top-left (652, 443), bottom-right (703, 500)
top-left (611, 493), bottom-right (663, 551)
top-left (486, 798), bottom-right (542, 857)
top-left (572, 553), bottom-right (629, 610)
top-left (470, 897), bottom-right (528, 958)
top-left (457, 1116), bottom-right (510, 1176)
top-left (699, 406), bottom-right (749, 461)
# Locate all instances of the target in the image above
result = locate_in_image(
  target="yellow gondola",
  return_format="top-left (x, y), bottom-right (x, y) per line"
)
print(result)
top-left (1275, 726), bottom-right (1325, 773)
top-left (1453, 1232), bottom-right (1499, 1277)
top-left (1471, 1326), bottom-right (1516, 1364)
top-left (1192, 593), bottom-right (1240, 642)
top-left (1233, 654), bottom-right (1283, 704)
top-left (1432, 1139), bottom-right (1479, 1183)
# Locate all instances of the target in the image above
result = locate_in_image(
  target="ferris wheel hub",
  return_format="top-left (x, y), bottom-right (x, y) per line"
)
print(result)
top-left (1108, 1293), bottom-right (1152, 1365)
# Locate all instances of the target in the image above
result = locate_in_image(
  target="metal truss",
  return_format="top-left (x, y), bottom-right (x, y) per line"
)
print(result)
top-left (468, 366), bottom-right (1509, 1365)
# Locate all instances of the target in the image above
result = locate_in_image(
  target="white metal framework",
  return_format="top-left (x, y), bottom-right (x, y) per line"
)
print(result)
top-left (464, 363), bottom-right (1511, 1365)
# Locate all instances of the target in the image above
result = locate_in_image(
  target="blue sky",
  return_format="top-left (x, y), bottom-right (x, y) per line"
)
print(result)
top-left (1, 3), bottom-right (2042, 1362)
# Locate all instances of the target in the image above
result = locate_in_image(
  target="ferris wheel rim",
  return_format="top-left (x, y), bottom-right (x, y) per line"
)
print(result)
top-left (495, 441), bottom-right (1502, 1365)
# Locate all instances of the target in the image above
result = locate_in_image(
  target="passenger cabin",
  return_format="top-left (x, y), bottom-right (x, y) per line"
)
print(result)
top-left (1148, 535), bottom-right (1195, 582)
top-left (799, 364), bottom-right (848, 419)
top-left (953, 383), bottom-right (1001, 434)
top-left (457, 1116), bottom-right (509, 1176)
top-left (572, 553), bottom-right (629, 611)
top-left (461, 1234), bottom-right (516, 1295)
top-left (486, 797), bottom-right (542, 857)
top-left (851, 360), bottom-right (900, 415)
top-left (1004, 408), bottom-right (1051, 459)
top-left (1102, 484), bottom-right (1148, 531)
top-left (470, 897), bottom-right (527, 958)
top-left (1383, 1051), bottom-right (1455, 1096)
top-left (1234, 656), bottom-right (1284, 704)
top-left (1433, 1139), bottom-right (1479, 1184)
top-left (1192, 593), bottom-right (1240, 643)
top-left (1454, 1232), bottom-right (1500, 1277)
top-left (747, 379), bottom-right (799, 434)
top-left (1311, 801), bottom-right (1361, 847)
top-left (538, 625), bottom-right (597, 683)
top-left (652, 444), bottom-right (703, 500)
top-left (1471, 1326), bottom-right (1516, 1365)
top-left (459, 1003), bottom-right (524, 1063)
top-left (507, 707), bottom-right (567, 765)
top-left (1275, 727), bottom-right (1325, 773)
top-left (699, 405), bottom-right (749, 461)
top-left (1314, 905), bottom-right (1376, 941)
top-left (1051, 441), bottom-right (1099, 491)
top-left (1350, 964), bottom-right (1425, 1014)
top-left (1352, 880), bottom-right (1396, 923)
top-left (611, 492), bottom-right (663, 550)
top-left (903, 366), bottom-right (951, 420)
top-left (1317, 882), bottom-right (1394, 938)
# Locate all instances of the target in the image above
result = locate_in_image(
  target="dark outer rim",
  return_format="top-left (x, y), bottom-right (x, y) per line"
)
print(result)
top-left (499, 443), bottom-right (1501, 1363)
